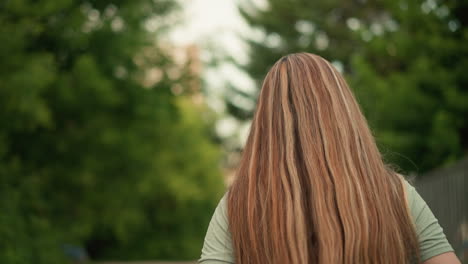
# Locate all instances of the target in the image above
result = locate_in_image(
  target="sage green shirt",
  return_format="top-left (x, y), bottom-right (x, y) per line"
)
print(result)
top-left (199, 180), bottom-right (454, 263)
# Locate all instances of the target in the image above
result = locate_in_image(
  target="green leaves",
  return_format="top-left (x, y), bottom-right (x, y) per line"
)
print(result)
top-left (232, 0), bottom-right (468, 173)
top-left (0, 0), bottom-right (224, 262)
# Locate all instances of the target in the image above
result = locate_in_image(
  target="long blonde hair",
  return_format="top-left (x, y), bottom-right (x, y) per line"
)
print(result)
top-left (227, 53), bottom-right (420, 264)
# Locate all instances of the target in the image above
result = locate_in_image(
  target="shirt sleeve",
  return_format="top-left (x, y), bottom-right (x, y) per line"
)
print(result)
top-left (199, 193), bottom-right (235, 264)
top-left (405, 181), bottom-right (454, 262)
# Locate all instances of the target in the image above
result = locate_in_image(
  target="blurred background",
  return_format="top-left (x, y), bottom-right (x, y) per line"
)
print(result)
top-left (0, 0), bottom-right (466, 263)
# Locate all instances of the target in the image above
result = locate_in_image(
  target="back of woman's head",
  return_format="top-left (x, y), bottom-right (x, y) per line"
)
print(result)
top-left (228, 53), bottom-right (420, 264)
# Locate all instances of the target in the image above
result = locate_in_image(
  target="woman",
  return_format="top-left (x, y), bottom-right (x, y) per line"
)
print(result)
top-left (199, 53), bottom-right (460, 264)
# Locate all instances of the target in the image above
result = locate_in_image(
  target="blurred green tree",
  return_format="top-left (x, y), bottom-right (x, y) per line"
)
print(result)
top-left (230, 0), bottom-right (468, 173)
top-left (0, 0), bottom-right (224, 263)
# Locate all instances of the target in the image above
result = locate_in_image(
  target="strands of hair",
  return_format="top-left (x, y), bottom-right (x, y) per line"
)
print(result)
top-left (227, 53), bottom-right (420, 264)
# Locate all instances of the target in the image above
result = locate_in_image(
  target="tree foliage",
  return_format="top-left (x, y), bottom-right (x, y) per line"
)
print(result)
top-left (0, 0), bottom-right (224, 263)
top-left (231, 0), bottom-right (468, 173)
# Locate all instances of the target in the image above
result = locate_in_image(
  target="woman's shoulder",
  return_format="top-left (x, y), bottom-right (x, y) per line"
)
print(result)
top-left (398, 175), bottom-right (425, 218)
top-left (400, 178), bottom-right (454, 262)
top-left (401, 178), bottom-right (418, 215)
top-left (199, 192), bottom-right (234, 263)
